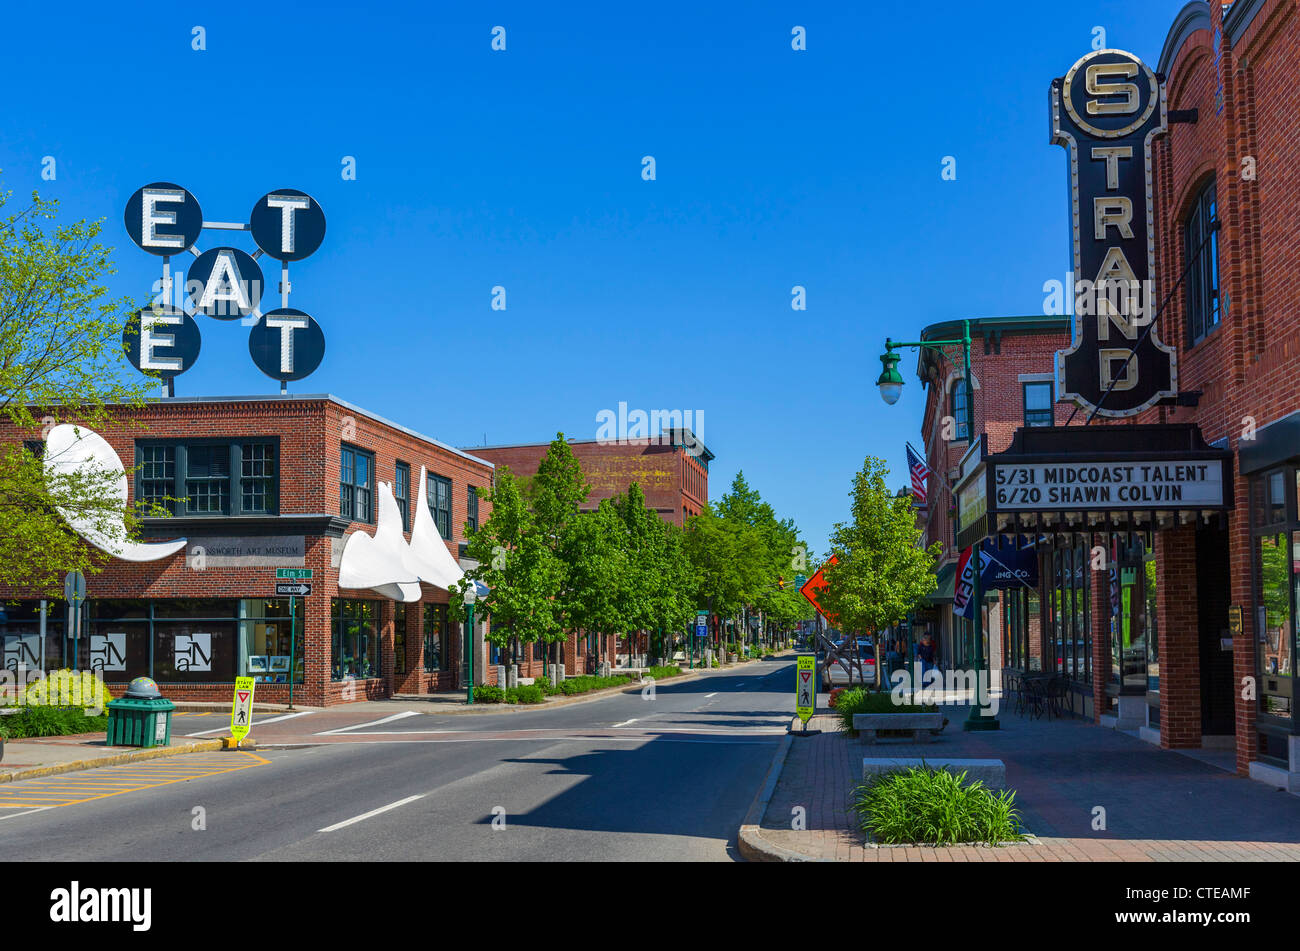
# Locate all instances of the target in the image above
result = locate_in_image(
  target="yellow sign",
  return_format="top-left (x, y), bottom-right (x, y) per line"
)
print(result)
top-left (796, 655), bottom-right (816, 723)
top-left (230, 676), bottom-right (256, 742)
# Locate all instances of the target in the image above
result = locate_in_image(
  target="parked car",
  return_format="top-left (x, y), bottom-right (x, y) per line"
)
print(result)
top-left (822, 640), bottom-right (877, 689)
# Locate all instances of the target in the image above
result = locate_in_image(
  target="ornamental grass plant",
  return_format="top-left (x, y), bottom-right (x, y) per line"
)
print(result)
top-left (851, 766), bottom-right (1026, 846)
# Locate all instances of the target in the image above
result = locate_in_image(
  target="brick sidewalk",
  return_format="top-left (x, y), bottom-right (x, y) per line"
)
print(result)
top-left (751, 706), bottom-right (1300, 861)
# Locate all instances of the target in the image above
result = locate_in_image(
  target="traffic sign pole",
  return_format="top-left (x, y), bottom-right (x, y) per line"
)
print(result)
top-left (288, 595), bottom-right (296, 710)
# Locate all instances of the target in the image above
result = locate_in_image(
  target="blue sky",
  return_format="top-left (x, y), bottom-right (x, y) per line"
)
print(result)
top-left (0, 0), bottom-right (1190, 556)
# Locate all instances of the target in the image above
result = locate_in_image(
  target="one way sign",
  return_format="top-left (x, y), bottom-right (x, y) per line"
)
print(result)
top-left (796, 654), bottom-right (816, 723)
top-left (230, 676), bottom-right (256, 743)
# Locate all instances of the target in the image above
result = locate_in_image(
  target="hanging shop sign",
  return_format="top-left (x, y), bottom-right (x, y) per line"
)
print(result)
top-left (122, 183), bottom-right (327, 389)
top-left (1050, 49), bottom-right (1176, 417)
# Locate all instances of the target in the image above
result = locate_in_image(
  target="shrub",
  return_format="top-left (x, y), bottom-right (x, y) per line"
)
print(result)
top-left (646, 665), bottom-right (681, 680)
top-left (828, 687), bottom-right (849, 709)
top-left (513, 684), bottom-right (545, 704)
top-left (851, 766), bottom-right (1026, 846)
top-left (1, 706), bottom-right (109, 739)
top-left (558, 674), bottom-right (630, 696)
top-left (24, 669), bottom-right (111, 712)
top-left (832, 687), bottom-right (937, 735)
top-left (474, 685), bottom-right (505, 703)
top-left (533, 676), bottom-right (556, 695)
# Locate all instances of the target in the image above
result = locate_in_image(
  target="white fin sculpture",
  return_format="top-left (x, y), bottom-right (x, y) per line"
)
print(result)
top-left (44, 424), bottom-right (187, 563)
top-left (405, 465), bottom-right (465, 592)
top-left (338, 480), bottom-right (423, 602)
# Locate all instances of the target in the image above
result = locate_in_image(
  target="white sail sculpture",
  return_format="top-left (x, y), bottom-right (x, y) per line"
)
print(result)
top-left (43, 424), bottom-right (187, 562)
top-left (337, 465), bottom-right (465, 601)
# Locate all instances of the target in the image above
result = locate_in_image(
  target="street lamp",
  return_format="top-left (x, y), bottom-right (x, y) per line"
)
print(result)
top-left (876, 319), bottom-right (998, 732)
top-left (463, 581), bottom-right (477, 705)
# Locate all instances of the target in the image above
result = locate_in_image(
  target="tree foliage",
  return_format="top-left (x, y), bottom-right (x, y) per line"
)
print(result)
top-left (0, 188), bottom-right (158, 593)
top-left (819, 456), bottom-right (941, 633)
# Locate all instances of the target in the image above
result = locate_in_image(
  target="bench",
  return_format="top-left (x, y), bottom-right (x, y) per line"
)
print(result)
top-left (862, 757), bottom-right (1007, 791)
top-left (612, 667), bottom-right (650, 682)
top-left (852, 712), bottom-right (945, 744)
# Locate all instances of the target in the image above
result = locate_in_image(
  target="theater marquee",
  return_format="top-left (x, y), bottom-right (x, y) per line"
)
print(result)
top-left (1050, 49), bottom-right (1177, 417)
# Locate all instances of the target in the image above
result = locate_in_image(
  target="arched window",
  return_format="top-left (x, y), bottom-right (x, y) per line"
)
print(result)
top-left (950, 376), bottom-right (970, 440)
top-left (1185, 178), bottom-right (1221, 345)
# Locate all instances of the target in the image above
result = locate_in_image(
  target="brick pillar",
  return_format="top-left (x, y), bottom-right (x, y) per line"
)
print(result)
top-left (1228, 473), bottom-right (1257, 775)
top-left (1156, 525), bottom-right (1201, 749)
top-left (1092, 558), bottom-right (1112, 723)
top-left (379, 600), bottom-right (395, 696)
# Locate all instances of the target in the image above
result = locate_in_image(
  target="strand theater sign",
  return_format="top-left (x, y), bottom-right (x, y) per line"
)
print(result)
top-left (1050, 49), bottom-right (1177, 417)
top-left (122, 184), bottom-right (327, 393)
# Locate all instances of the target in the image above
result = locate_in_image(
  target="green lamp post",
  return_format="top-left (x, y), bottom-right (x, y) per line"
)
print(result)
top-left (876, 319), bottom-right (998, 732)
top-left (463, 581), bottom-right (477, 704)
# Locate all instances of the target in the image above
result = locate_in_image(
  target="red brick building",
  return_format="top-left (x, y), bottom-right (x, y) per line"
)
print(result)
top-left (910, 316), bottom-right (1074, 691)
top-left (0, 394), bottom-right (498, 706)
top-left (905, 0), bottom-right (1300, 789)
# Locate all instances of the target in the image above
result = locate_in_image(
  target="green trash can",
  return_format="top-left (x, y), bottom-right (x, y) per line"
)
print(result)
top-left (105, 677), bottom-right (175, 748)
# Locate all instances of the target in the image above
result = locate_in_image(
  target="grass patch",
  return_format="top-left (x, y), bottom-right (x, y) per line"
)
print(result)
top-left (851, 766), bottom-right (1026, 846)
top-left (0, 706), bottom-right (110, 739)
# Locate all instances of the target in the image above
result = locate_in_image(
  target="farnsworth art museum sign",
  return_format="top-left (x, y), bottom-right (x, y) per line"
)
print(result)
top-left (122, 183), bottom-right (328, 392)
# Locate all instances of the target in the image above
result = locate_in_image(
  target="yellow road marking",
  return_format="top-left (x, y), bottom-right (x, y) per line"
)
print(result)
top-left (0, 752), bottom-right (268, 809)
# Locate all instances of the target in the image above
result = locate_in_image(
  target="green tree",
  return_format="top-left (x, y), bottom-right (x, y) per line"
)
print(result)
top-left (526, 434), bottom-right (591, 664)
top-left (456, 466), bottom-right (562, 666)
top-left (560, 497), bottom-right (629, 667)
top-left (819, 456), bottom-right (940, 637)
top-left (0, 189), bottom-right (159, 593)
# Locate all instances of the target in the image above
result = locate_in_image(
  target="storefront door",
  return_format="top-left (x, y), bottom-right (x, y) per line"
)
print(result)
top-left (1197, 524), bottom-right (1235, 736)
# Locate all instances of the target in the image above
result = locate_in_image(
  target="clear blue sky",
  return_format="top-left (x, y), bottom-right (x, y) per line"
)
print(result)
top-left (0, 0), bottom-right (1189, 556)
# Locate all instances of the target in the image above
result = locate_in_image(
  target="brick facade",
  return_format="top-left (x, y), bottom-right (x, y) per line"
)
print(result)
top-left (0, 394), bottom-right (498, 705)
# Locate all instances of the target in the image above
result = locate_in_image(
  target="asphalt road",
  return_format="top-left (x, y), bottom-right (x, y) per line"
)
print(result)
top-left (0, 659), bottom-right (797, 861)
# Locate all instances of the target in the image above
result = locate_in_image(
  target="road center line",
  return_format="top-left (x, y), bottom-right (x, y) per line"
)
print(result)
top-left (611, 718), bottom-right (639, 728)
top-left (187, 710), bottom-right (315, 736)
top-left (704, 693), bottom-right (718, 698)
top-left (318, 795), bottom-right (424, 832)
top-left (314, 711), bottom-right (422, 735)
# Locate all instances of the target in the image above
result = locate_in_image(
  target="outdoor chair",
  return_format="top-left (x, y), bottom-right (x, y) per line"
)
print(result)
top-left (1022, 675), bottom-right (1048, 720)
top-left (1045, 676), bottom-right (1073, 720)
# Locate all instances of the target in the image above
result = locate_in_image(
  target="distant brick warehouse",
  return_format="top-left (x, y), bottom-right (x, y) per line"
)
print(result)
top-left (470, 428), bottom-right (713, 525)
top-left (0, 394), bottom-right (500, 706)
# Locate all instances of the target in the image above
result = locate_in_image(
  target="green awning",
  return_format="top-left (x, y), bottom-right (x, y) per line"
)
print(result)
top-left (925, 563), bottom-right (956, 604)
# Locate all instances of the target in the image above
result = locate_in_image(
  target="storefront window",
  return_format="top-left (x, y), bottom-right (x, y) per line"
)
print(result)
top-left (1, 601), bottom-right (69, 675)
top-left (1256, 532), bottom-right (1292, 719)
top-left (240, 599), bottom-right (305, 684)
top-left (1144, 555), bottom-right (1159, 693)
top-left (423, 603), bottom-right (447, 672)
top-left (332, 599), bottom-right (380, 680)
top-left (394, 603), bottom-right (407, 675)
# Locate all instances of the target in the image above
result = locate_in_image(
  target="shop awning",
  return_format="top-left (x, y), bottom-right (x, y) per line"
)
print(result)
top-left (924, 563), bottom-right (956, 604)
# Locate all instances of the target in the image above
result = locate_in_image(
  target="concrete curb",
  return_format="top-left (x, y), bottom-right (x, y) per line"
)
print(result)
top-left (0, 739), bottom-right (226, 785)
top-left (737, 732), bottom-right (830, 862)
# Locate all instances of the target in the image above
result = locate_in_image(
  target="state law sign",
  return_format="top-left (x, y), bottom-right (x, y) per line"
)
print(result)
top-left (796, 655), bottom-right (816, 724)
top-left (230, 676), bottom-right (256, 742)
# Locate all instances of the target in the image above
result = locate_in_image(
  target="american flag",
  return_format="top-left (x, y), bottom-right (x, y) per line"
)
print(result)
top-left (906, 443), bottom-right (929, 506)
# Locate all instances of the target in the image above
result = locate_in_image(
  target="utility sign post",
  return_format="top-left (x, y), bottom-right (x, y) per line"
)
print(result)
top-left (793, 654), bottom-right (819, 736)
top-left (230, 676), bottom-right (256, 746)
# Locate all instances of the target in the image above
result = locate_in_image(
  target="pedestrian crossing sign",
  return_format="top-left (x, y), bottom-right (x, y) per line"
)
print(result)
top-left (796, 655), bottom-right (816, 723)
top-left (231, 676), bottom-right (256, 742)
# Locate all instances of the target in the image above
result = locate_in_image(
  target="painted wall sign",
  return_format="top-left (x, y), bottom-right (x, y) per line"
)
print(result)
top-left (992, 460), bottom-right (1225, 510)
top-left (121, 183), bottom-right (327, 391)
top-left (1050, 49), bottom-right (1176, 417)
